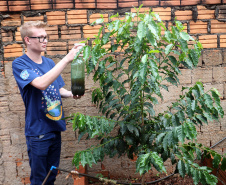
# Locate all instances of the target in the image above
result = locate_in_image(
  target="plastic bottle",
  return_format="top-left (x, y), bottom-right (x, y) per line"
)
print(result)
top-left (71, 57), bottom-right (85, 96)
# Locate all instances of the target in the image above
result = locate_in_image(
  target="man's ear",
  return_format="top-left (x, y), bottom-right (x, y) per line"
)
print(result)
top-left (24, 37), bottom-right (30, 45)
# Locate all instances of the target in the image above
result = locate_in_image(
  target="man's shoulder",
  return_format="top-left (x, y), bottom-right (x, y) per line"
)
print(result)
top-left (12, 55), bottom-right (27, 67)
top-left (42, 56), bottom-right (55, 66)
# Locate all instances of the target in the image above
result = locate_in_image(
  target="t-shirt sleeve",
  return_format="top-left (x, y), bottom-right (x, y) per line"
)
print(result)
top-left (12, 59), bottom-right (39, 90)
top-left (57, 75), bottom-right (65, 89)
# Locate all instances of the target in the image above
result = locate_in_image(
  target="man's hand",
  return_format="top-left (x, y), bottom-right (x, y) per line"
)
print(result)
top-left (60, 88), bottom-right (82, 99)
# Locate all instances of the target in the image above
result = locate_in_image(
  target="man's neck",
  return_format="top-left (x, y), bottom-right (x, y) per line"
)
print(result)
top-left (26, 50), bottom-right (43, 64)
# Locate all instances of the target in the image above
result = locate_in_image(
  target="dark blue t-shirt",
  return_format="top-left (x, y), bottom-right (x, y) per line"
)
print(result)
top-left (12, 54), bottom-right (66, 136)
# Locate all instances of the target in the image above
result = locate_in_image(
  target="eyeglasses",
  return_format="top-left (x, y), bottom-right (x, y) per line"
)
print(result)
top-left (28, 36), bottom-right (48, 43)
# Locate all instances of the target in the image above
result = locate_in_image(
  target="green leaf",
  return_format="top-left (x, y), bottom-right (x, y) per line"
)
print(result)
top-left (136, 153), bottom-right (152, 175)
top-left (80, 152), bottom-right (87, 167)
top-left (149, 59), bottom-right (159, 78)
top-left (179, 38), bottom-right (188, 52)
top-left (184, 121), bottom-right (197, 140)
top-left (165, 76), bottom-right (178, 86)
top-left (148, 21), bottom-right (159, 40)
top-left (156, 133), bottom-right (166, 144)
top-left (180, 32), bottom-right (190, 41)
top-left (141, 54), bottom-right (148, 64)
top-left (178, 160), bottom-right (186, 178)
top-left (192, 168), bottom-right (199, 185)
top-left (204, 171), bottom-right (218, 184)
top-left (203, 94), bottom-right (213, 109)
top-left (189, 49), bottom-right (199, 66)
top-left (176, 21), bottom-right (184, 31)
top-left (196, 114), bottom-right (208, 124)
top-left (73, 152), bottom-right (81, 168)
top-left (211, 89), bottom-right (221, 106)
top-left (139, 62), bottom-right (147, 81)
top-left (184, 57), bottom-right (193, 69)
top-left (83, 45), bottom-right (91, 61)
top-left (149, 50), bottom-right (160, 53)
top-left (102, 32), bottom-right (111, 45)
top-left (177, 125), bottom-right (185, 143)
top-left (165, 44), bottom-right (174, 55)
top-left (151, 152), bottom-right (166, 173)
top-left (168, 55), bottom-right (178, 66)
top-left (137, 21), bottom-right (146, 40)
top-left (147, 30), bottom-right (157, 46)
top-left (221, 157), bottom-right (226, 171)
top-left (212, 154), bottom-right (221, 168)
top-left (95, 18), bottom-right (104, 24)
top-left (164, 30), bottom-right (172, 42)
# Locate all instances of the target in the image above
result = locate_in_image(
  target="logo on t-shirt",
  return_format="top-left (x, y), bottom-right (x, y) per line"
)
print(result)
top-left (20, 70), bottom-right (29, 80)
top-left (42, 85), bottom-right (63, 121)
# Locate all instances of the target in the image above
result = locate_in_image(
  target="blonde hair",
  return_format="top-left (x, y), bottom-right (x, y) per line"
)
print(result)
top-left (20, 21), bottom-right (47, 45)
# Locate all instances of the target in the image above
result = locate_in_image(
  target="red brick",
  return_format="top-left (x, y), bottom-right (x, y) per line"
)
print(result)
top-left (31, 4), bottom-right (52, 10)
top-left (1, 14), bottom-right (21, 26)
top-left (23, 15), bottom-right (44, 22)
top-left (0, 6), bottom-right (8, 12)
top-left (138, 0), bottom-right (159, 6)
top-left (47, 42), bottom-right (67, 47)
top-left (31, 0), bottom-right (49, 3)
top-left (3, 44), bottom-right (23, 58)
top-left (8, 0), bottom-right (29, 5)
top-left (67, 10), bottom-right (88, 24)
top-left (220, 35), bottom-right (226, 48)
top-left (197, 6), bottom-right (215, 19)
top-left (90, 13), bottom-right (108, 24)
top-left (75, 0), bottom-right (95, 8)
top-left (73, 165), bottom-right (88, 185)
top-left (181, 0), bottom-right (200, 5)
top-left (21, 177), bottom-right (30, 184)
top-left (131, 7), bottom-right (150, 13)
top-left (199, 35), bottom-right (217, 48)
top-left (96, 0), bottom-right (117, 9)
top-left (161, 0), bottom-right (180, 6)
top-left (9, 6), bottom-right (30, 11)
top-left (118, 0), bottom-right (138, 8)
top-left (0, 1), bottom-right (7, 6)
top-left (203, 0), bottom-right (221, 4)
top-left (46, 11), bottom-right (66, 25)
top-left (15, 27), bottom-right (22, 42)
top-left (46, 51), bottom-right (67, 55)
top-left (1, 30), bottom-right (13, 43)
top-left (61, 26), bottom-right (81, 40)
top-left (53, 2), bottom-right (74, 9)
top-left (211, 20), bottom-right (226, 34)
top-left (83, 25), bottom-right (102, 38)
top-left (175, 10), bottom-right (192, 21)
top-left (97, 3), bottom-right (117, 9)
top-left (46, 26), bottom-right (59, 41)
top-left (190, 21), bottom-right (208, 34)
top-left (152, 7), bottom-right (171, 21)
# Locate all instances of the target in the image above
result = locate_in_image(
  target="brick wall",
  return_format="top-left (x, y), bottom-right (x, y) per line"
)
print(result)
top-left (0, 1), bottom-right (226, 185)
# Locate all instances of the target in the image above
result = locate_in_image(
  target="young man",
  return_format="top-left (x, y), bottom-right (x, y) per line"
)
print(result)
top-left (12, 21), bottom-right (83, 184)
